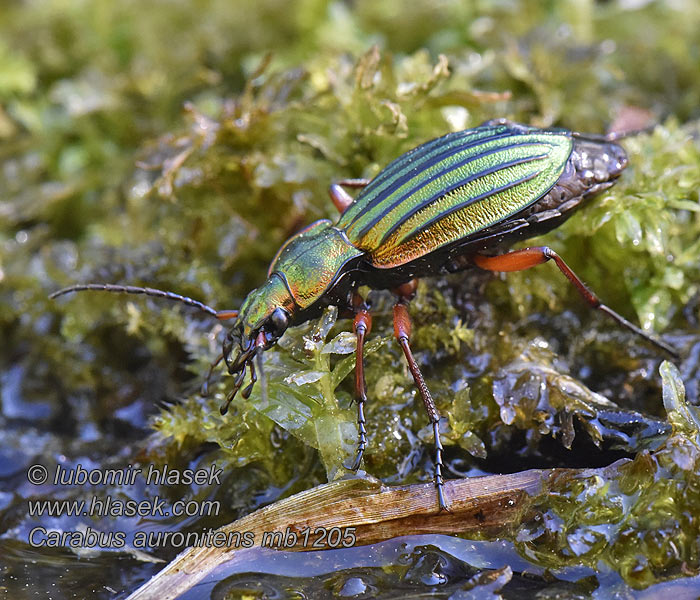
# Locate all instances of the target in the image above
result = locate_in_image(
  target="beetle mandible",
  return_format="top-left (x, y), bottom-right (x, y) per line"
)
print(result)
top-left (51, 119), bottom-right (676, 511)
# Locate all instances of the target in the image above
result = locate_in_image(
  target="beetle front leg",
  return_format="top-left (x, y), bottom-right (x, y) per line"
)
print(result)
top-left (350, 303), bottom-right (372, 471)
top-left (392, 295), bottom-right (449, 512)
top-left (473, 247), bottom-right (677, 357)
top-left (201, 352), bottom-right (225, 396)
top-left (329, 179), bottom-right (371, 213)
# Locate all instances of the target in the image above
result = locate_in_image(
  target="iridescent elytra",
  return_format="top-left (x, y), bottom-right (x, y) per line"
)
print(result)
top-left (51, 119), bottom-right (676, 511)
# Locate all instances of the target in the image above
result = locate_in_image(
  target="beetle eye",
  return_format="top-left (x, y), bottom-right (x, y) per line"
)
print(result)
top-left (267, 307), bottom-right (289, 336)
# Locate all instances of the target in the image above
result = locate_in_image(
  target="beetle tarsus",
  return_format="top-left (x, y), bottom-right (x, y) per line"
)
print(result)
top-left (349, 400), bottom-right (367, 472)
top-left (433, 420), bottom-right (450, 513)
top-left (393, 299), bottom-right (449, 512)
top-left (219, 394), bottom-right (233, 416)
top-left (598, 305), bottom-right (678, 358)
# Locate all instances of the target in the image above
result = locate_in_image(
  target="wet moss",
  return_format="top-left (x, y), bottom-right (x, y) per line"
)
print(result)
top-left (509, 363), bottom-right (700, 589)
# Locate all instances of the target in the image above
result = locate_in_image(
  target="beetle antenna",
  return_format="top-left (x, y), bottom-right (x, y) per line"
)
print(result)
top-left (49, 283), bottom-right (239, 321)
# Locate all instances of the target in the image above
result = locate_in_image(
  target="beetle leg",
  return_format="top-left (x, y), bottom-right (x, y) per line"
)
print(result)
top-left (350, 303), bottom-right (372, 471)
top-left (473, 247), bottom-right (677, 357)
top-left (393, 297), bottom-right (449, 512)
top-left (394, 278), bottom-right (418, 299)
top-left (201, 352), bottom-right (225, 396)
top-left (337, 178), bottom-right (371, 188)
top-left (220, 367), bottom-right (246, 415)
top-left (329, 179), bottom-right (371, 213)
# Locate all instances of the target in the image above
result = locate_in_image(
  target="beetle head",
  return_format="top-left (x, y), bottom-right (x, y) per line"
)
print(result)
top-left (218, 274), bottom-right (297, 413)
top-left (220, 221), bottom-right (362, 413)
top-left (224, 274), bottom-right (295, 370)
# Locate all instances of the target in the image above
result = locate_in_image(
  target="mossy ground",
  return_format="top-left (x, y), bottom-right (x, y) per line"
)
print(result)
top-left (1, 1), bottom-right (699, 597)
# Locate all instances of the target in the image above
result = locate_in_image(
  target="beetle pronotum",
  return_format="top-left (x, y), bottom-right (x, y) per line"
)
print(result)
top-left (51, 120), bottom-right (676, 511)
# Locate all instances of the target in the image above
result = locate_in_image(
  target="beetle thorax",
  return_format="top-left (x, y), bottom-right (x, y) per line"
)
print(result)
top-left (233, 220), bottom-right (364, 349)
top-left (266, 220), bottom-right (364, 314)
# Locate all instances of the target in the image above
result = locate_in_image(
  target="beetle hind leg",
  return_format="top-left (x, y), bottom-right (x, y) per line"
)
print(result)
top-left (473, 246), bottom-right (677, 357)
top-left (393, 297), bottom-right (449, 512)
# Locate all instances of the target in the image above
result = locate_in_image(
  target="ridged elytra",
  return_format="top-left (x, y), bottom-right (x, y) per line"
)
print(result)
top-left (51, 120), bottom-right (677, 511)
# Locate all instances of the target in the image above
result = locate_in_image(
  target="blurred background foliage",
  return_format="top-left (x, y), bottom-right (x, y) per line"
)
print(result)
top-left (1, 0), bottom-right (700, 598)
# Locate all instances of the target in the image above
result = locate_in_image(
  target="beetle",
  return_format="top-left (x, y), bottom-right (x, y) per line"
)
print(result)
top-left (51, 119), bottom-right (676, 511)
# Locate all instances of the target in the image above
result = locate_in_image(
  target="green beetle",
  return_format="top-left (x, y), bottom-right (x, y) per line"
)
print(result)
top-left (52, 120), bottom-right (674, 511)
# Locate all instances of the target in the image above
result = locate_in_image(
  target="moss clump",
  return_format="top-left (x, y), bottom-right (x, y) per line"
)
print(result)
top-left (515, 363), bottom-right (700, 589)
